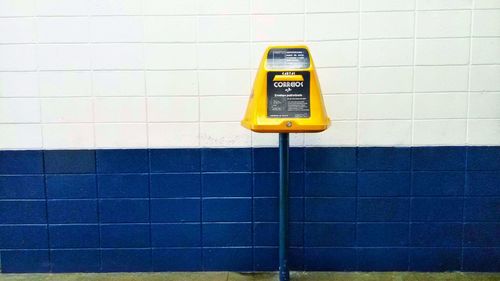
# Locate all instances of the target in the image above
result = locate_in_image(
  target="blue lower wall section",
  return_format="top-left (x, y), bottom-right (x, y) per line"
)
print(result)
top-left (0, 147), bottom-right (499, 273)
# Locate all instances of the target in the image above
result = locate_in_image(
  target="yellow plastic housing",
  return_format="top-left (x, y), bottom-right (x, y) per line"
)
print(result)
top-left (241, 45), bottom-right (330, 133)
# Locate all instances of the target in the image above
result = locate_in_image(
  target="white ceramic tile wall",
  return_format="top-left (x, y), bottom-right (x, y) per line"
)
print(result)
top-left (0, 0), bottom-right (499, 149)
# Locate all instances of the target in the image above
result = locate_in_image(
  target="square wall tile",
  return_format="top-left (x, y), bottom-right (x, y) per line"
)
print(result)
top-left (0, 151), bottom-right (43, 174)
top-left (0, 250), bottom-right (50, 273)
top-left (100, 224), bottom-right (150, 248)
top-left (467, 147), bottom-right (500, 171)
top-left (361, 12), bottom-right (414, 39)
top-left (96, 149), bottom-right (148, 173)
top-left (358, 147), bottom-right (411, 171)
top-left (411, 198), bottom-right (463, 222)
top-left (202, 173), bottom-right (252, 197)
top-left (412, 172), bottom-right (465, 196)
top-left (42, 124), bottom-right (95, 150)
top-left (305, 172), bottom-right (356, 197)
top-left (252, 14), bottom-right (303, 42)
top-left (95, 124), bottom-right (148, 148)
top-left (101, 249), bottom-right (152, 272)
top-left (46, 175), bottom-right (96, 199)
top-left (413, 120), bottom-right (467, 146)
top-left (409, 248), bottom-right (461, 272)
top-left (0, 225), bottom-right (48, 249)
top-left (44, 150), bottom-right (95, 174)
top-left (203, 198), bottom-right (252, 222)
top-left (414, 93), bottom-right (468, 119)
top-left (151, 198), bottom-right (200, 222)
top-left (416, 10), bottom-right (471, 38)
top-left (49, 224), bottom-right (99, 248)
top-left (357, 223), bottom-right (408, 247)
top-left (358, 172), bottom-right (410, 197)
top-left (51, 249), bottom-right (100, 273)
top-left (150, 173), bottom-right (201, 198)
top-left (202, 223), bottom-right (252, 247)
top-left (150, 149), bottom-right (200, 173)
top-left (151, 223), bottom-right (201, 247)
top-left (415, 38), bottom-right (470, 65)
top-left (412, 147), bottom-right (465, 171)
top-left (410, 223), bottom-right (462, 247)
top-left (358, 248), bottom-right (408, 271)
top-left (304, 223), bottom-right (356, 247)
top-left (203, 248), bottom-right (253, 271)
top-left (357, 198), bottom-right (409, 222)
top-left (99, 199), bottom-right (149, 223)
top-left (97, 174), bottom-right (149, 198)
top-left (0, 200), bottom-right (46, 224)
top-left (305, 198), bottom-right (356, 222)
top-left (464, 223), bottom-right (500, 247)
top-left (0, 124), bottom-right (42, 150)
top-left (202, 148), bottom-right (251, 172)
top-left (152, 248), bottom-right (202, 271)
top-left (0, 175), bottom-right (45, 199)
top-left (358, 121), bottom-right (412, 146)
top-left (304, 248), bottom-right (356, 271)
top-left (464, 198), bottom-right (500, 222)
top-left (358, 94), bottom-right (412, 120)
top-left (305, 147), bottom-right (356, 171)
top-left (48, 200), bottom-right (98, 224)
top-left (463, 248), bottom-right (500, 272)
top-left (466, 172), bottom-right (500, 196)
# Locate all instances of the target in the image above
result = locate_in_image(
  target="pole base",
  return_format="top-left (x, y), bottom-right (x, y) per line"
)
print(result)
top-left (279, 266), bottom-right (290, 281)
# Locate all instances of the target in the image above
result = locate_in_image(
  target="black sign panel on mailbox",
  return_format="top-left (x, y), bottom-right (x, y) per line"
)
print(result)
top-left (267, 71), bottom-right (311, 118)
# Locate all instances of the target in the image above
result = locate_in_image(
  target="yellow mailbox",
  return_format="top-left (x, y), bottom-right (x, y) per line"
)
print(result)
top-left (241, 45), bottom-right (330, 133)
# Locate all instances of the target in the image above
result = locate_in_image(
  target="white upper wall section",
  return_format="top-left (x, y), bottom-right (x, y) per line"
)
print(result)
top-left (0, 0), bottom-right (499, 149)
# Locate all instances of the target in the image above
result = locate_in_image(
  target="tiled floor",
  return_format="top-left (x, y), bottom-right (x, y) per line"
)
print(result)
top-left (0, 272), bottom-right (499, 281)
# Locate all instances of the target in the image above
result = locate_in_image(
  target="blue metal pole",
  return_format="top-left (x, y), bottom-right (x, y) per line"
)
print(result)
top-left (279, 133), bottom-right (290, 281)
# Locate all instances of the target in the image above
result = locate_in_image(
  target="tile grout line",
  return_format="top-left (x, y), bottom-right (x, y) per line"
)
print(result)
top-left (248, 0), bottom-right (253, 149)
top-left (2, 7), bottom-right (500, 19)
top-left (355, 0), bottom-right (362, 147)
top-left (33, 10), bottom-right (44, 151)
top-left (249, 0), bottom-right (256, 257)
top-left (147, 149), bottom-right (153, 271)
top-left (139, 0), bottom-right (154, 269)
top-left (466, 2), bottom-right (475, 150)
top-left (33, 5), bottom-right (51, 268)
top-left (408, 0), bottom-right (418, 270)
top-left (141, 3), bottom-right (150, 151)
top-left (42, 151), bottom-right (51, 272)
top-left (408, 148), bottom-right (414, 271)
top-left (411, 1), bottom-right (418, 147)
top-left (250, 149), bottom-right (255, 270)
top-left (355, 0), bottom-right (363, 268)
top-left (462, 148), bottom-right (468, 271)
top-left (86, 6), bottom-right (101, 270)
top-left (88, 6), bottom-right (97, 151)
top-left (354, 146), bottom-right (359, 270)
top-left (302, 0), bottom-right (307, 269)
top-left (94, 151), bottom-right (101, 272)
top-left (195, 0), bottom-right (202, 149)
top-left (462, 0), bottom-right (475, 269)
top-left (199, 156), bottom-right (204, 271)
top-left (195, 0), bottom-right (204, 270)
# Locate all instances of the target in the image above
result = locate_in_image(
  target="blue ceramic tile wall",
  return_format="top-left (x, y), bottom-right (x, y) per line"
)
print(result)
top-left (0, 147), bottom-right (499, 273)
